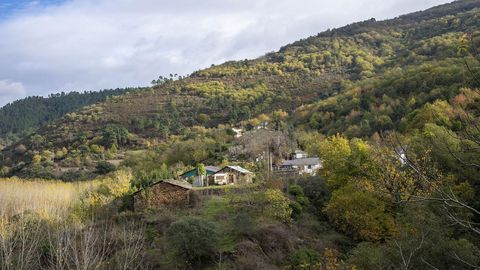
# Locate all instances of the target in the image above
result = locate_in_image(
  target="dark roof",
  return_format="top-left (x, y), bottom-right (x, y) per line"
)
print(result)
top-left (215, 165), bottom-right (253, 174)
top-left (281, 157), bottom-right (321, 166)
top-left (132, 179), bottom-right (192, 196)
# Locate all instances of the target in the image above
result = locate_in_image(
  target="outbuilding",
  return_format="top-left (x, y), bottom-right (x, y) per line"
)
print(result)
top-left (132, 179), bottom-right (193, 211)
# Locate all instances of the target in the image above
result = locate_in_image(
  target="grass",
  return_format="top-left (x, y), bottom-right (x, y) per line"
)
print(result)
top-left (200, 196), bottom-right (242, 252)
top-left (201, 196), bottom-right (234, 220)
top-left (0, 177), bottom-right (98, 220)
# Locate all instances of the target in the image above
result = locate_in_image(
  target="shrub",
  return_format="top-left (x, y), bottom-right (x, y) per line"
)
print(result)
top-left (288, 184), bottom-right (304, 197)
top-left (296, 196), bottom-right (310, 207)
top-left (298, 177), bottom-right (330, 217)
top-left (76, 170), bottom-right (132, 219)
top-left (233, 212), bottom-right (256, 237)
top-left (95, 161), bottom-right (117, 174)
top-left (284, 248), bottom-right (322, 270)
top-left (165, 217), bottom-right (219, 267)
top-left (289, 200), bottom-right (303, 219)
top-left (14, 144), bottom-right (27, 155)
top-left (0, 166), bottom-right (11, 177)
top-left (264, 189), bottom-right (292, 223)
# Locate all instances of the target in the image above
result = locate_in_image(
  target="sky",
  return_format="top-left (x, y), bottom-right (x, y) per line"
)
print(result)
top-left (0, 0), bottom-right (452, 107)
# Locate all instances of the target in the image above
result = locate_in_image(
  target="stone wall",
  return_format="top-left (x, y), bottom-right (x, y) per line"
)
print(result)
top-left (133, 182), bottom-right (190, 211)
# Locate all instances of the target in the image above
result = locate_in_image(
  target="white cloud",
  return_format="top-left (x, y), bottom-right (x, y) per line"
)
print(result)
top-left (0, 80), bottom-right (26, 105)
top-left (0, 0), bottom-right (451, 106)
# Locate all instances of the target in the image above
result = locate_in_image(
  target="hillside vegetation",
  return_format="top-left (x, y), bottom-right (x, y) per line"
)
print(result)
top-left (0, 88), bottom-right (136, 149)
top-left (0, 1), bottom-right (480, 269)
top-left (1, 1), bottom-right (480, 178)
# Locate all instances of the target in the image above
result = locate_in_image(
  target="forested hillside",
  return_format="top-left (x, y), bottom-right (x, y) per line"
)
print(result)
top-left (2, 0), bottom-right (479, 178)
top-left (0, 88), bottom-right (135, 148)
top-left (0, 1), bottom-right (480, 269)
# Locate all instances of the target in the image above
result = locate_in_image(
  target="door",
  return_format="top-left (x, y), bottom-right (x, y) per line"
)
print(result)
top-left (228, 174), bottom-right (235, 184)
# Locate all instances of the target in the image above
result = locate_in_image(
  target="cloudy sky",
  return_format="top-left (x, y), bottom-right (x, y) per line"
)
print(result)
top-left (0, 0), bottom-right (452, 106)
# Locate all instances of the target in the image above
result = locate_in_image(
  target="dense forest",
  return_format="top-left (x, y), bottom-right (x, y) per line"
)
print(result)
top-left (0, 1), bottom-right (479, 269)
top-left (0, 88), bottom-right (136, 149)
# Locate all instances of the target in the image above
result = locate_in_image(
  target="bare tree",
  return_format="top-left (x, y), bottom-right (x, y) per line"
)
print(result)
top-left (393, 231), bottom-right (426, 270)
top-left (0, 214), bottom-right (43, 270)
top-left (110, 221), bottom-right (147, 270)
top-left (68, 223), bottom-right (110, 270)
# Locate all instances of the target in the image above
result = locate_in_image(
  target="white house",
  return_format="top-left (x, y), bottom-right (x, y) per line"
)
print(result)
top-left (280, 157), bottom-right (322, 176)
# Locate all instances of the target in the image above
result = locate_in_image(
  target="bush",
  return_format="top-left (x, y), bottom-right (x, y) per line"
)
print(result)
top-left (298, 177), bottom-right (330, 217)
top-left (289, 184), bottom-right (304, 197)
top-left (95, 161), bottom-right (116, 174)
top-left (289, 200), bottom-right (303, 219)
top-left (296, 196), bottom-right (310, 207)
top-left (61, 170), bottom-right (96, 182)
top-left (165, 217), bottom-right (219, 267)
top-left (284, 248), bottom-right (322, 270)
top-left (0, 166), bottom-right (10, 177)
top-left (233, 212), bottom-right (256, 237)
top-left (264, 189), bottom-right (293, 223)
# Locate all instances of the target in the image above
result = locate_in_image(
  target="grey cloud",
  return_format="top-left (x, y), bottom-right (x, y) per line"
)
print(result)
top-left (0, 0), bottom-right (450, 106)
top-left (0, 80), bottom-right (26, 104)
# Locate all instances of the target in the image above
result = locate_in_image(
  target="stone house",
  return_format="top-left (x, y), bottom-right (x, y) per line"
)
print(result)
top-left (132, 179), bottom-right (193, 211)
top-left (212, 165), bottom-right (253, 185)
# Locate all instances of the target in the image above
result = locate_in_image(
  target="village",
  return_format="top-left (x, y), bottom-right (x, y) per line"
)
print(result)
top-left (132, 125), bottom-right (323, 211)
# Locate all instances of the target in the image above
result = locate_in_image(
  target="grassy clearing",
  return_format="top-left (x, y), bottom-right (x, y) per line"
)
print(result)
top-left (0, 177), bottom-right (98, 220)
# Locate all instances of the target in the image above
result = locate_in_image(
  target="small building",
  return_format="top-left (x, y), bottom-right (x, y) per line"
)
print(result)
top-left (132, 179), bottom-right (193, 211)
top-left (180, 166), bottom-right (220, 187)
top-left (292, 150), bottom-right (308, 159)
top-left (279, 157), bottom-right (321, 176)
top-left (232, 128), bottom-right (244, 138)
top-left (212, 165), bottom-right (253, 185)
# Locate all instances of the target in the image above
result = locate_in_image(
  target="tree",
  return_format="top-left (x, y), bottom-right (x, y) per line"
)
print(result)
top-left (317, 134), bottom-right (352, 189)
top-left (197, 163), bottom-right (207, 187)
top-left (298, 176), bottom-right (330, 217)
top-left (264, 189), bottom-right (292, 223)
top-left (95, 161), bottom-right (116, 175)
top-left (347, 205), bottom-right (480, 269)
top-left (14, 144), bottom-right (27, 155)
top-left (30, 135), bottom-right (45, 150)
top-left (324, 184), bottom-right (395, 241)
top-left (31, 154), bottom-right (42, 164)
top-left (166, 217), bottom-right (218, 267)
top-left (102, 125), bottom-right (129, 148)
top-left (318, 135), bottom-right (377, 190)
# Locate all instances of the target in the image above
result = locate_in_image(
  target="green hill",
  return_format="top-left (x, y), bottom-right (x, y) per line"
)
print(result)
top-left (1, 2), bottom-right (480, 269)
top-left (0, 88), bottom-right (135, 148)
top-left (1, 0), bottom-right (479, 179)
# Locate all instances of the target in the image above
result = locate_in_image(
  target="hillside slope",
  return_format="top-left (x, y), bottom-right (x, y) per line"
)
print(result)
top-left (0, 88), bottom-right (136, 148)
top-left (1, 0), bottom-right (479, 178)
